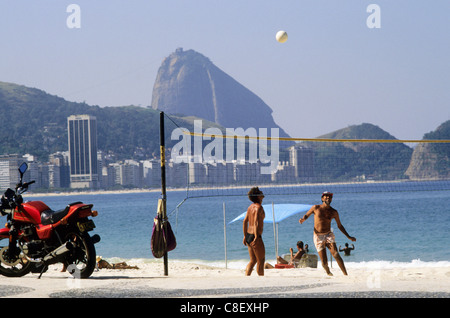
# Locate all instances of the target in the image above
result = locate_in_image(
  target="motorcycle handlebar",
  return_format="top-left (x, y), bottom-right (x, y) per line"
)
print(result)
top-left (23, 180), bottom-right (36, 188)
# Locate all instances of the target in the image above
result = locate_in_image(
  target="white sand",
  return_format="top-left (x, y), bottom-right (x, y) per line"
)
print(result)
top-left (0, 260), bottom-right (448, 298)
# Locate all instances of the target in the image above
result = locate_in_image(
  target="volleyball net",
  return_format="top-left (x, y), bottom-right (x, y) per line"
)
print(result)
top-left (162, 114), bottom-right (450, 199)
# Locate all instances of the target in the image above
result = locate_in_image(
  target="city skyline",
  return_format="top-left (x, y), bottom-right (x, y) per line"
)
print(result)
top-left (0, 111), bottom-right (432, 193)
top-left (0, 112), bottom-right (318, 191)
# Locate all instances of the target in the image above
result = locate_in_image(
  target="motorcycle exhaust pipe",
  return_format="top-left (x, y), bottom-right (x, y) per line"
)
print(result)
top-left (43, 242), bottom-right (74, 263)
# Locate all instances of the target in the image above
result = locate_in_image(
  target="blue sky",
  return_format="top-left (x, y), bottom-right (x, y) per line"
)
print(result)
top-left (1, 1), bottom-right (448, 141)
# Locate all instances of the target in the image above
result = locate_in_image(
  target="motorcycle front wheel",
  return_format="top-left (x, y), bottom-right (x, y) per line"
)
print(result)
top-left (0, 245), bottom-right (33, 277)
top-left (63, 232), bottom-right (96, 279)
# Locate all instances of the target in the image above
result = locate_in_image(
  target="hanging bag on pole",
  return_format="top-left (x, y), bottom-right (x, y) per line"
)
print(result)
top-left (151, 200), bottom-right (176, 258)
top-left (151, 200), bottom-right (165, 258)
top-left (151, 215), bottom-right (165, 258)
top-left (165, 219), bottom-right (177, 252)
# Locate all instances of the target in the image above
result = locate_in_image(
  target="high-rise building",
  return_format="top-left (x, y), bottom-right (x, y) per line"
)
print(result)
top-left (0, 154), bottom-right (21, 190)
top-left (289, 146), bottom-right (315, 182)
top-left (67, 115), bottom-right (99, 189)
top-left (49, 151), bottom-right (70, 188)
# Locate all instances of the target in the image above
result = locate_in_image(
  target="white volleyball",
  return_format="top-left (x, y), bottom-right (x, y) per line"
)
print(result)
top-left (276, 30), bottom-right (288, 43)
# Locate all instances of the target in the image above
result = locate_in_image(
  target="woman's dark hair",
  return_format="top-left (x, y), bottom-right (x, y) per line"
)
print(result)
top-left (248, 187), bottom-right (264, 203)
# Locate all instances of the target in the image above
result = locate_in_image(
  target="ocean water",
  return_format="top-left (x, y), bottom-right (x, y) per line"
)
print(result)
top-left (22, 184), bottom-right (450, 269)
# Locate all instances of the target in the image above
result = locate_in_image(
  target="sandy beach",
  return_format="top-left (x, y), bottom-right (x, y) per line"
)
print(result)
top-left (0, 260), bottom-right (448, 300)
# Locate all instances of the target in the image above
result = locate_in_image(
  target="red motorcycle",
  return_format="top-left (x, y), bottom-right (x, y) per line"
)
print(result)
top-left (0, 162), bottom-right (100, 278)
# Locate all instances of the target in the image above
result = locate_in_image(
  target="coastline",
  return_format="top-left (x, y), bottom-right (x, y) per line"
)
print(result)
top-left (24, 178), bottom-right (448, 198)
top-left (24, 188), bottom-right (161, 197)
top-left (0, 259), bottom-right (448, 299)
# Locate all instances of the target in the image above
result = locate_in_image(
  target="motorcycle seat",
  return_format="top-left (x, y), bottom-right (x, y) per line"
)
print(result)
top-left (40, 201), bottom-right (82, 225)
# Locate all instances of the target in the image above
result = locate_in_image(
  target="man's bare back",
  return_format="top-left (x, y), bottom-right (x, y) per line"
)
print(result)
top-left (243, 203), bottom-right (264, 237)
top-left (243, 187), bottom-right (266, 276)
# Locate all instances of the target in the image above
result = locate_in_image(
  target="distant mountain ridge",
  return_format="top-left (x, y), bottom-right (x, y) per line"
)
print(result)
top-left (0, 81), bottom-right (219, 160)
top-left (0, 74), bottom-right (448, 181)
top-left (296, 123), bottom-right (414, 181)
top-left (151, 48), bottom-right (291, 139)
top-left (406, 120), bottom-right (450, 180)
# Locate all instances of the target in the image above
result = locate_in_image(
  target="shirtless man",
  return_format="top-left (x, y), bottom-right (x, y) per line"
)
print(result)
top-left (243, 187), bottom-right (266, 276)
top-left (299, 192), bottom-right (356, 276)
top-left (339, 243), bottom-right (355, 256)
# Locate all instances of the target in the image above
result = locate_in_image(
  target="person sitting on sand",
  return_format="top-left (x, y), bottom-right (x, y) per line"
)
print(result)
top-left (265, 241), bottom-right (306, 269)
top-left (280, 241), bottom-right (306, 266)
top-left (96, 256), bottom-right (139, 270)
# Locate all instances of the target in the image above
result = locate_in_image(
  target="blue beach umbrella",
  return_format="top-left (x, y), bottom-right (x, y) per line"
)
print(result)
top-left (229, 203), bottom-right (312, 259)
top-left (229, 203), bottom-right (312, 224)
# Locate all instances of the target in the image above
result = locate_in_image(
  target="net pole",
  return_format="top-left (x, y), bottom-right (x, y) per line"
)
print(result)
top-left (272, 202), bottom-right (278, 260)
top-left (223, 202), bottom-right (227, 269)
top-left (276, 223), bottom-right (279, 260)
top-left (159, 111), bottom-right (168, 276)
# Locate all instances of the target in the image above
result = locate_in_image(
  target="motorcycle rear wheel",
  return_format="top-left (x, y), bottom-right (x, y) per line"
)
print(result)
top-left (0, 246), bottom-right (33, 277)
top-left (63, 232), bottom-right (96, 279)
